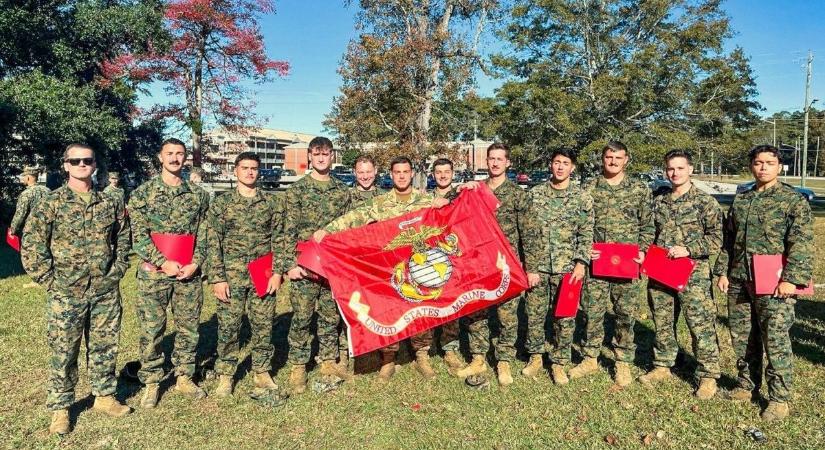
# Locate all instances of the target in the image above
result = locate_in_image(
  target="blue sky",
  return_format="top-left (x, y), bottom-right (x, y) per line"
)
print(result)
top-left (138, 0), bottom-right (825, 136)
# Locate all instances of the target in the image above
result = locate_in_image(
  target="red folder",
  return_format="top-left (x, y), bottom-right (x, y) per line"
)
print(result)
top-left (591, 242), bottom-right (639, 279)
top-left (296, 240), bottom-right (327, 278)
top-left (752, 254), bottom-right (814, 296)
top-left (150, 232), bottom-right (195, 266)
top-left (6, 230), bottom-right (20, 252)
top-left (555, 273), bottom-right (583, 318)
top-left (248, 252), bottom-right (274, 298)
top-left (640, 245), bottom-right (696, 292)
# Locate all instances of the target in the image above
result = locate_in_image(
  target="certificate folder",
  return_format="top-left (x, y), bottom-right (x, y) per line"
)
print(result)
top-left (591, 242), bottom-right (639, 279)
top-left (752, 254), bottom-right (814, 296)
top-left (150, 233), bottom-right (195, 266)
top-left (554, 273), bottom-right (583, 318)
top-left (6, 230), bottom-right (20, 252)
top-left (640, 245), bottom-right (696, 292)
top-left (248, 252), bottom-right (274, 298)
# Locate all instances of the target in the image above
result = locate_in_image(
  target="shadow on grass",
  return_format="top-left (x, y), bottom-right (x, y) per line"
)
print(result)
top-left (791, 298), bottom-right (825, 366)
top-left (0, 245), bottom-right (25, 279)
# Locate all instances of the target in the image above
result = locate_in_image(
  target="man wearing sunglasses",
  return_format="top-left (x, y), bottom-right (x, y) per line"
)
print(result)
top-left (128, 138), bottom-right (211, 407)
top-left (22, 143), bottom-right (132, 435)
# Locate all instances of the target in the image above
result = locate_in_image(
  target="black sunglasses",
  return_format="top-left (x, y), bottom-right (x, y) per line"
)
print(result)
top-left (65, 158), bottom-right (95, 166)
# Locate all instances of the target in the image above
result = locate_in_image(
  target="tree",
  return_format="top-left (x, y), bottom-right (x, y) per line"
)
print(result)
top-left (325, 0), bottom-right (497, 169)
top-left (103, 0), bottom-right (289, 166)
top-left (492, 0), bottom-right (761, 169)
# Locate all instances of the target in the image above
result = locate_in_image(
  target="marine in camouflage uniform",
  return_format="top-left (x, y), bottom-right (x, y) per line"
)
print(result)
top-left (10, 167), bottom-right (51, 238)
top-left (573, 151), bottom-right (654, 384)
top-left (129, 175), bottom-right (210, 393)
top-left (644, 181), bottom-right (722, 393)
top-left (522, 181), bottom-right (594, 376)
top-left (22, 145), bottom-right (131, 433)
top-left (103, 171), bottom-right (127, 204)
top-left (430, 186), bottom-right (462, 359)
top-left (714, 152), bottom-right (813, 419)
top-left (206, 188), bottom-right (283, 385)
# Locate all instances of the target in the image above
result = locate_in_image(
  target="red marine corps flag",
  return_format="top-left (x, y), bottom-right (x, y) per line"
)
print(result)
top-left (300, 185), bottom-right (528, 356)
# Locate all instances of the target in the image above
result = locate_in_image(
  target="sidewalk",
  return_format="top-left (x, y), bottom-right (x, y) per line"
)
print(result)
top-left (693, 179), bottom-right (738, 195)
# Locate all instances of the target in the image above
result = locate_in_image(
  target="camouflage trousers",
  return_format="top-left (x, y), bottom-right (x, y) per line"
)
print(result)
top-left (288, 278), bottom-right (339, 365)
top-left (581, 277), bottom-right (642, 363)
top-left (465, 296), bottom-right (519, 362)
top-left (435, 319), bottom-right (461, 353)
top-left (381, 329), bottom-right (433, 354)
top-left (727, 279), bottom-right (795, 402)
top-left (648, 264), bottom-right (720, 380)
top-left (215, 280), bottom-right (276, 376)
top-left (525, 274), bottom-right (576, 364)
top-left (135, 277), bottom-right (203, 384)
top-left (46, 287), bottom-right (122, 411)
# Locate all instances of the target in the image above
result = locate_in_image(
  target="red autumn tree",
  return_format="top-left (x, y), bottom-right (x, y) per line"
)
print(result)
top-left (102, 0), bottom-right (289, 166)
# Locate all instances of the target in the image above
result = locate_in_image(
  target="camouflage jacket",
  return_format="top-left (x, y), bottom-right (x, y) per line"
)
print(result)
top-left (488, 178), bottom-right (529, 258)
top-left (524, 182), bottom-right (594, 274)
top-left (652, 184), bottom-right (722, 263)
top-left (325, 189), bottom-right (434, 232)
top-left (21, 186), bottom-right (130, 297)
top-left (103, 185), bottom-right (127, 204)
top-left (277, 175), bottom-right (351, 272)
top-left (349, 186), bottom-right (387, 208)
top-left (713, 182), bottom-right (813, 285)
top-left (585, 175), bottom-right (654, 250)
top-left (206, 189), bottom-right (283, 286)
top-left (128, 176), bottom-right (210, 280)
top-left (10, 184), bottom-right (51, 236)
top-left (430, 186), bottom-right (457, 200)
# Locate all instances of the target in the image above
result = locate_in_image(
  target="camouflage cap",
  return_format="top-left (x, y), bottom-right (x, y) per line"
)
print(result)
top-left (22, 166), bottom-right (41, 177)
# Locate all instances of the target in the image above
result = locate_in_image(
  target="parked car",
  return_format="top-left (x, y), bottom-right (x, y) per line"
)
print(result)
top-left (529, 171), bottom-right (550, 186)
top-left (473, 169), bottom-right (489, 181)
top-left (516, 172), bottom-right (530, 185)
top-left (259, 168), bottom-right (281, 190)
top-left (332, 172), bottom-right (355, 187)
top-left (736, 181), bottom-right (815, 202)
top-left (282, 169), bottom-right (296, 177)
top-left (426, 174), bottom-right (437, 190)
top-left (379, 173), bottom-right (393, 189)
top-left (648, 177), bottom-right (672, 196)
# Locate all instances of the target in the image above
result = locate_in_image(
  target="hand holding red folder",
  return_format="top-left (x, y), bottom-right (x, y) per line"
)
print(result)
top-left (150, 233), bottom-right (195, 266)
top-left (591, 242), bottom-right (640, 279)
top-left (640, 245), bottom-right (696, 292)
top-left (555, 273), bottom-right (583, 318)
top-left (296, 240), bottom-right (326, 278)
top-left (248, 252), bottom-right (275, 298)
top-left (752, 254), bottom-right (814, 296)
top-left (6, 229), bottom-right (20, 252)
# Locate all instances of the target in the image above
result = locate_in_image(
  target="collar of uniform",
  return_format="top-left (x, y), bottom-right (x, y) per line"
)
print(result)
top-left (387, 188), bottom-right (426, 204)
top-left (152, 175), bottom-right (193, 196)
top-left (596, 174), bottom-right (635, 190)
top-left (487, 177), bottom-right (516, 192)
top-left (662, 183), bottom-right (698, 204)
top-left (59, 185), bottom-right (103, 206)
top-left (231, 188), bottom-right (265, 204)
top-left (746, 181), bottom-right (784, 199)
top-left (305, 174), bottom-right (343, 192)
top-left (547, 181), bottom-right (576, 196)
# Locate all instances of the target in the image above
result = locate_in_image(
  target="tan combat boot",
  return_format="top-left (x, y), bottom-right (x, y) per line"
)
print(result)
top-left (614, 362), bottom-right (632, 387)
top-left (638, 367), bottom-right (672, 385)
top-left (728, 387), bottom-right (753, 401)
top-left (455, 354), bottom-right (488, 378)
top-left (49, 409), bottom-right (70, 435)
top-left (551, 364), bottom-right (569, 385)
top-left (413, 350), bottom-right (436, 379)
top-left (521, 354), bottom-right (544, 378)
top-left (377, 351), bottom-right (396, 383)
top-left (140, 383), bottom-right (160, 409)
top-left (320, 360), bottom-right (352, 382)
top-left (497, 361), bottom-right (514, 386)
top-left (443, 351), bottom-right (467, 376)
top-left (338, 352), bottom-right (350, 373)
top-left (253, 371), bottom-right (278, 390)
top-left (176, 375), bottom-right (207, 399)
top-left (289, 364), bottom-right (307, 394)
top-left (214, 375), bottom-right (234, 398)
top-left (92, 395), bottom-right (132, 417)
top-left (761, 401), bottom-right (790, 421)
top-left (568, 357), bottom-right (599, 379)
top-left (695, 378), bottom-right (717, 400)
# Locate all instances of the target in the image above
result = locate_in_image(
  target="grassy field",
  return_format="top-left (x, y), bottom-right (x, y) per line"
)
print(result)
top-left (1, 222), bottom-right (824, 449)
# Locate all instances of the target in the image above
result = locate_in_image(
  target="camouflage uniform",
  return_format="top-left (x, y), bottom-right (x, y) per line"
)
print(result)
top-left (277, 175), bottom-right (351, 365)
top-left (325, 189), bottom-right (436, 354)
top-left (713, 182), bottom-right (813, 402)
top-left (582, 176), bottom-right (654, 363)
top-left (21, 187), bottom-right (130, 411)
top-left (103, 185), bottom-right (127, 204)
top-left (649, 184), bottom-right (722, 380)
top-left (128, 176), bottom-right (210, 383)
top-left (431, 187), bottom-right (461, 353)
top-left (10, 184), bottom-right (51, 236)
top-left (465, 179), bottom-right (529, 362)
top-left (523, 182), bottom-right (594, 365)
top-left (206, 190), bottom-right (283, 376)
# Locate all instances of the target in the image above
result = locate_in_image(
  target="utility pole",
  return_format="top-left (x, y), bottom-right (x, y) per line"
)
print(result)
top-left (802, 50), bottom-right (813, 187)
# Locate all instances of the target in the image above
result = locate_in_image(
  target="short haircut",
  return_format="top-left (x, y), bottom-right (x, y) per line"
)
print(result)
top-left (664, 149), bottom-right (693, 165)
top-left (353, 154), bottom-right (376, 169)
top-left (432, 158), bottom-right (453, 171)
top-left (189, 167), bottom-right (205, 177)
top-left (486, 143), bottom-right (510, 159)
top-left (748, 144), bottom-right (781, 163)
top-left (602, 140), bottom-right (628, 157)
top-left (63, 142), bottom-right (94, 160)
top-left (161, 137), bottom-right (187, 152)
top-left (390, 156), bottom-right (413, 171)
top-left (308, 136), bottom-right (333, 151)
top-left (551, 149), bottom-right (577, 165)
top-left (235, 151), bottom-right (260, 166)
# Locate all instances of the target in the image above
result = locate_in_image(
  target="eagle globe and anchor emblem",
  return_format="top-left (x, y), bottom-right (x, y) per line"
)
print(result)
top-left (384, 225), bottom-right (461, 303)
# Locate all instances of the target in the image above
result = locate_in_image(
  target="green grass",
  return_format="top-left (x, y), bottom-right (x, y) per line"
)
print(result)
top-left (1, 224), bottom-right (824, 449)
